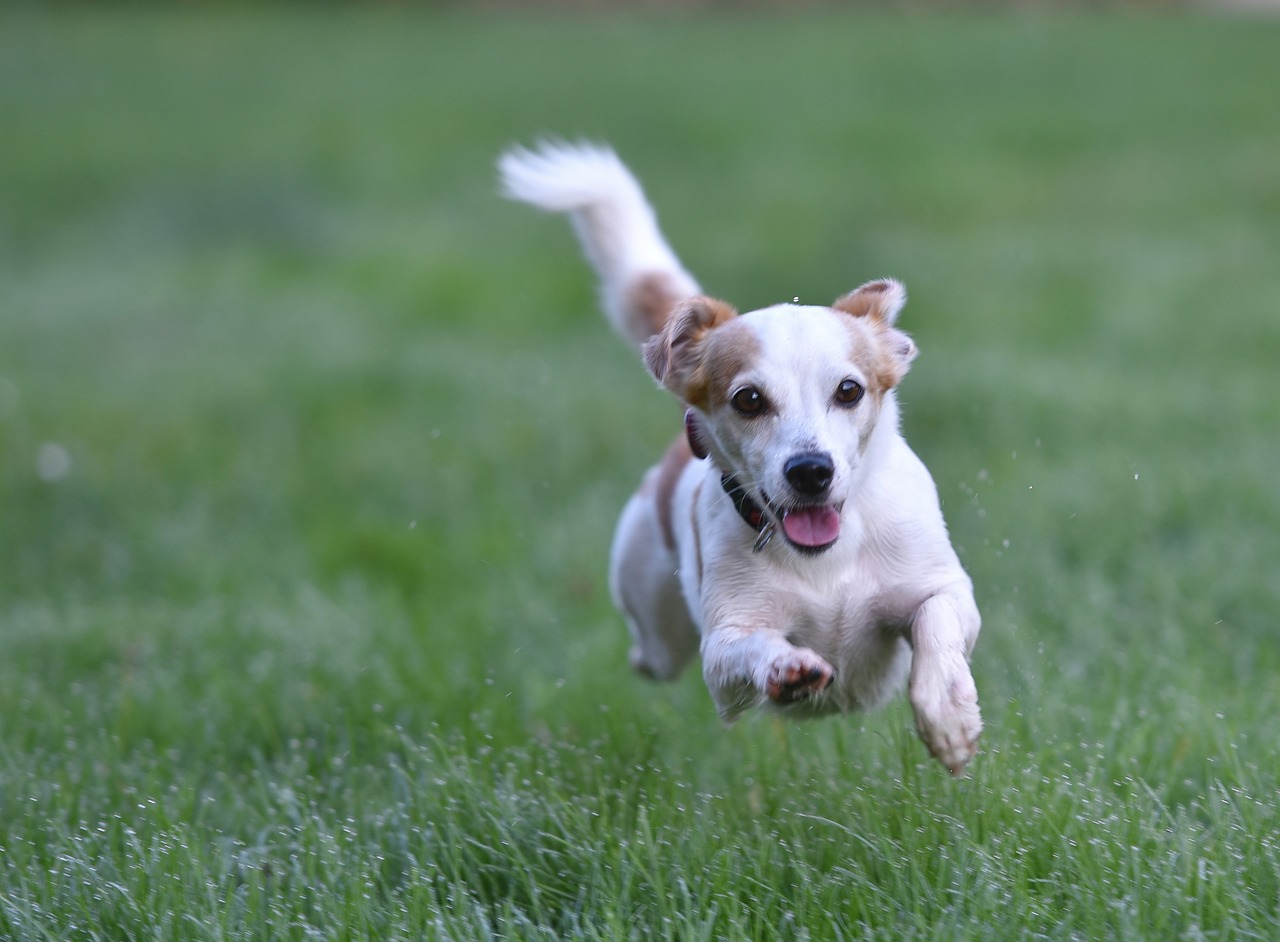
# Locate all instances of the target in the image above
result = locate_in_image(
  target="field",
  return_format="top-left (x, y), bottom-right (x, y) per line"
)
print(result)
top-left (2, 7), bottom-right (1279, 939)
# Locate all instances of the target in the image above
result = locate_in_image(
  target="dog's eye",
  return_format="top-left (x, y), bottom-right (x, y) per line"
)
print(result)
top-left (730, 385), bottom-right (768, 416)
top-left (834, 379), bottom-right (865, 407)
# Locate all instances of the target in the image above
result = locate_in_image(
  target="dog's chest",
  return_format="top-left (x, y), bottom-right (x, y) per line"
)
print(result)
top-left (777, 574), bottom-right (916, 713)
top-left (783, 586), bottom-right (906, 645)
top-left (785, 575), bottom-right (912, 646)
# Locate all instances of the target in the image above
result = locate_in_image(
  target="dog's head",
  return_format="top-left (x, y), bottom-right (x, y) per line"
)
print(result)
top-left (643, 279), bottom-right (918, 555)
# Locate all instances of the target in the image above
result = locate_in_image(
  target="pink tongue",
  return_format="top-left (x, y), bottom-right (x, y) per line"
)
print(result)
top-left (781, 506), bottom-right (841, 547)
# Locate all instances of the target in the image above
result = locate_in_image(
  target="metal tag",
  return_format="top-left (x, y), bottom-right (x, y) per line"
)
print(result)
top-left (752, 522), bottom-right (776, 553)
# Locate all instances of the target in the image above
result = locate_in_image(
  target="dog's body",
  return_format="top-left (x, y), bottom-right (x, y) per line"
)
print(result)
top-left (500, 143), bottom-right (982, 773)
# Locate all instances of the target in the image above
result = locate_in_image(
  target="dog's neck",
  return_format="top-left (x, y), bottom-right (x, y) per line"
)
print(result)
top-left (719, 470), bottom-right (770, 534)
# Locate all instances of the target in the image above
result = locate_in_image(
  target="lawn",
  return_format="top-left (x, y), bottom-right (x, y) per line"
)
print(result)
top-left (2, 6), bottom-right (1279, 939)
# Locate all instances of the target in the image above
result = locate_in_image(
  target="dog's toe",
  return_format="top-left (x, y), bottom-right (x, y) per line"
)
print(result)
top-left (765, 650), bottom-right (834, 704)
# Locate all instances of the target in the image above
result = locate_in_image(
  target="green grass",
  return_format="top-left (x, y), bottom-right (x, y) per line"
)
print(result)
top-left (3, 6), bottom-right (1280, 939)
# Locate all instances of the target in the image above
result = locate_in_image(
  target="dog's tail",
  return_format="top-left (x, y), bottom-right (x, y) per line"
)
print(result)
top-left (498, 141), bottom-right (701, 350)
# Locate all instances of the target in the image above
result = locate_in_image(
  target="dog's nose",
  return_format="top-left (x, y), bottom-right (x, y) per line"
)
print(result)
top-left (784, 452), bottom-right (835, 496)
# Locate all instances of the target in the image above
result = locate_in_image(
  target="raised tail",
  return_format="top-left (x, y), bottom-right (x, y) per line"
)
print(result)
top-left (498, 141), bottom-right (701, 349)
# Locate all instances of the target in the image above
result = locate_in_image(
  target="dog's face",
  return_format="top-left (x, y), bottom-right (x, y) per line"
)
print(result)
top-left (644, 279), bottom-right (918, 555)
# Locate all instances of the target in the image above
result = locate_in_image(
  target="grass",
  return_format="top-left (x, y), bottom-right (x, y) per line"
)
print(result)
top-left (2, 6), bottom-right (1280, 939)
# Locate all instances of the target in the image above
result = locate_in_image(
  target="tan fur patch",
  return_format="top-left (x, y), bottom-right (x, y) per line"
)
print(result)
top-left (653, 433), bottom-right (694, 551)
top-left (833, 278), bottom-right (907, 324)
top-left (689, 319), bottom-right (763, 411)
top-left (643, 296), bottom-right (739, 403)
top-left (835, 280), bottom-right (916, 390)
top-left (690, 478), bottom-right (705, 590)
top-left (844, 317), bottom-right (908, 392)
top-left (626, 272), bottom-right (685, 340)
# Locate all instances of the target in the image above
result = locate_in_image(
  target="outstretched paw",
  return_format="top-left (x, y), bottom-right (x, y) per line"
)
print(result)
top-left (765, 650), bottom-right (834, 704)
top-left (912, 671), bottom-right (982, 776)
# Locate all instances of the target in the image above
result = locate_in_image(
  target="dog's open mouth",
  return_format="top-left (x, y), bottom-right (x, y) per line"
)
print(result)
top-left (754, 492), bottom-right (842, 553)
top-left (781, 504), bottom-right (842, 550)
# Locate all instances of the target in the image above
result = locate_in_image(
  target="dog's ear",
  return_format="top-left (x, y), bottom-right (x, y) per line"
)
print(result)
top-left (833, 278), bottom-right (907, 325)
top-left (833, 279), bottom-right (917, 387)
top-left (876, 327), bottom-right (919, 387)
top-left (643, 296), bottom-right (738, 399)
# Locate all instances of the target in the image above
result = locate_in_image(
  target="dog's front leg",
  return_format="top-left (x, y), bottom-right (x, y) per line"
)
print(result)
top-left (908, 588), bottom-right (983, 775)
top-left (700, 626), bottom-right (834, 721)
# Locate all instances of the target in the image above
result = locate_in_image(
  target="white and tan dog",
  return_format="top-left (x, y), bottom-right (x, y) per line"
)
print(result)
top-left (499, 142), bottom-right (982, 774)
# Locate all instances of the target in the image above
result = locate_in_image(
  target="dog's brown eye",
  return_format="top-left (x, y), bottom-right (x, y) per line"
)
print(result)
top-left (835, 379), bottom-right (865, 407)
top-left (730, 385), bottom-right (767, 416)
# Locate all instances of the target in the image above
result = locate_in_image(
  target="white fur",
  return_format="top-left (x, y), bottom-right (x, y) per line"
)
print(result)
top-left (498, 141), bottom-right (699, 349)
top-left (500, 142), bottom-right (982, 774)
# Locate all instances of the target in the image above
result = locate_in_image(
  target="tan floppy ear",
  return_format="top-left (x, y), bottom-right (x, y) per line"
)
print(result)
top-left (833, 278), bottom-right (908, 325)
top-left (642, 296), bottom-right (737, 399)
top-left (834, 278), bottom-right (917, 387)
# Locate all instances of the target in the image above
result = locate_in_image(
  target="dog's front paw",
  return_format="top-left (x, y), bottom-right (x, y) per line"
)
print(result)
top-left (765, 649), bottom-right (834, 705)
top-left (911, 670), bottom-right (982, 776)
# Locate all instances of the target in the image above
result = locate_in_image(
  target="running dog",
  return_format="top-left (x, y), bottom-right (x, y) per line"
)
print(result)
top-left (499, 142), bottom-right (982, 774)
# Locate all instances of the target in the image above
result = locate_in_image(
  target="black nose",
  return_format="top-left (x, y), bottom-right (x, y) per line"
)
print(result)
top-left (784, 452), bottom-right (835, 496)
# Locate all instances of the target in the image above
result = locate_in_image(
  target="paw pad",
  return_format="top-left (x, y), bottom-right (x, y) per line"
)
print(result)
top-left (766, 655), bottom-right (833, 704)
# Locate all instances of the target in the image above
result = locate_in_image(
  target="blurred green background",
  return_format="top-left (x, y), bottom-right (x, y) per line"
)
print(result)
top-left (2, 6), bottom-right (1278, 939)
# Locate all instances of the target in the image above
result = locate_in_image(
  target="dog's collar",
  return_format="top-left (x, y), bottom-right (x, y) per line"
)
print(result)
top-left (687, 410), bottom-right (775, 550)
top-left (721, 472), bottom-right (777, 552)
top-left (720, 472), bottom-right (767, 533)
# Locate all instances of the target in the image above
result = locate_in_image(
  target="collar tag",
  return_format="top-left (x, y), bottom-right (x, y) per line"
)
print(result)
top-left (752, 523), bottom-right (776, 553)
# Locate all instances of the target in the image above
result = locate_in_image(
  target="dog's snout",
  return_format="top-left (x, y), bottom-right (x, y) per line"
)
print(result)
top-left (784, 452), bottom-right (835, 496)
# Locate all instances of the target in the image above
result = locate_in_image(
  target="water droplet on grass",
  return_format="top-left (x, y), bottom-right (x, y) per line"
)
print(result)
top-left (37, 442), bottom-right (72, 481)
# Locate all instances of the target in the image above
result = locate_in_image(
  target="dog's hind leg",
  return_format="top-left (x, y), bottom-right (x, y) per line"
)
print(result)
top-left (609, 487), bottom-right (699, 682)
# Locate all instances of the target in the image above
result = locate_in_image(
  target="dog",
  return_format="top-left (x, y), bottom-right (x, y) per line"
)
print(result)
top-left (499, 142), bottom-right (982, 774)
